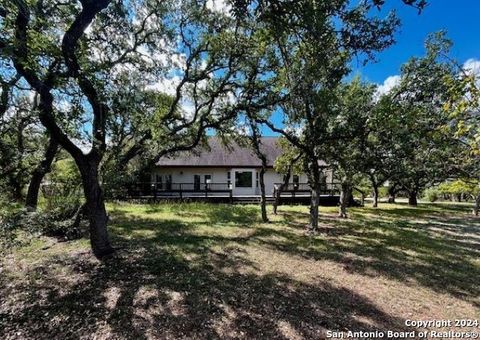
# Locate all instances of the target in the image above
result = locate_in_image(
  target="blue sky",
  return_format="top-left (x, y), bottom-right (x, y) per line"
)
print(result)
top-left (356, 1), bottom-right (480, 83)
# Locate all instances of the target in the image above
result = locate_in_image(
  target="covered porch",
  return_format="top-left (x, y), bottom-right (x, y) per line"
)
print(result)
top-left (114, 181), bottom-right (341, 206)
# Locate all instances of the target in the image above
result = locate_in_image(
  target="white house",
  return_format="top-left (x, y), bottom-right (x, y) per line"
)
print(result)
top-left (151, 137), bottom-right (333, 197)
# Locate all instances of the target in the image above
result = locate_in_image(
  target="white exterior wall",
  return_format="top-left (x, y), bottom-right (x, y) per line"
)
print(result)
top-left (151, 167), bottom-right (332, 197)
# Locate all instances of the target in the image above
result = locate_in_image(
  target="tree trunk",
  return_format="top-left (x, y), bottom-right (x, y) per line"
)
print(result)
top-left (78, 158), bottom-right (114, 258)
top-left (310, 185), bottom-right (320, 231)
top-left (387, 186), bottom-right (396, 203)
top-left (259, 166), bottom-right (268, 223)
top-left (273, 170), bottom-right (292, 215)
top-left (354, 188), bottom-right (365, 206)
top-left (372, 184), bottom-right (379, 208)
top-left (473, 194), bottom-right (480, 217)
top-left (307, 159), bottom-right (322, 232)
top-left (25, 137), bottom-right (59, 210)
top-left (338, 181), bottom-right (351, 218)
top-left (273, 185), bottom-right (281, 215)
top-left (408, 190), bottom-right (418, 206)
top-left (10, 177), bottom-right (24, 202)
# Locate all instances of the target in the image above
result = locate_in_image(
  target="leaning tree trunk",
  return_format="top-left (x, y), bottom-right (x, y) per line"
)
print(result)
top-left (408, 190), bottom-right (418, 206)
top-left (78, 158), bottom-right (114, 258)
top-left (25, 138), bottom-right (59, 210)
top-left (473, 194), bottom-right (480, 216)
top-left (259, 166), bottom-right (269, 223)
top-left (338, 181), bottom-right (351, 218)
top-left (273, 171), bottom-right (291, 215)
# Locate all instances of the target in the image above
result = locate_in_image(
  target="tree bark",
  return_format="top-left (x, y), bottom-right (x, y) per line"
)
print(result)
top-left (9, 177), bottom-right (24, 202)
top-left (369, 175), bottom-right (380, 208)
top-left (25, 137), bottom-right (59, 210)
top-left (259, 166), bottom-right (268, 223)
top-left (273, 166), bottom-right (292, 215)
top-left (408, 190), bottom-right (418, 206)
top-left (473, 194), bottom-right (480, 217)
top-left (372, 183), bottom-right (379, 208)
top-left (307, 160), bottom-right (321, 232)
top-left (338, 181), bottom-right (351, 218)
top-left (310, 184), bottom-right (320, 231)
top-left (78, 158), bottom-right (114, 258)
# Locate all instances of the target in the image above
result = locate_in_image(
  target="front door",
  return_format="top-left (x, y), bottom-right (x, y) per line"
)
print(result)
top-left (194, 175), bottom-right (201, 191)
top-left (233, 169), bottom-right (255, 196)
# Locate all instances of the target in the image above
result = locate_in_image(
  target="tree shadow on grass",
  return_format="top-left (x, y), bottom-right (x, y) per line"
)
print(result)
top-left (0, 244), bottom-right (409, 339)
top-left (265, 206), bottom-right (480, 307)
top-left (111, 204), bottom-right (479, 307)
top-left (361, 202), bottom-right (471, 218)
top-left (2, 202), bottom-right (478, 338)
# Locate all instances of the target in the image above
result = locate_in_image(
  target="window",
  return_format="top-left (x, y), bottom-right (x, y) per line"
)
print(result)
top-left (293, 175), bottom-right (299, 190)
top-left (227, 171), bottom-right (231, 187)
top-left (256, 172), bottom-right (259, 188)
top-left (204, 175), bottom-right (211, 190)
top-left (235, 171), bottom-right (253, 188)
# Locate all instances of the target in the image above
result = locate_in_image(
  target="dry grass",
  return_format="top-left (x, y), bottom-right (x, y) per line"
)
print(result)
top-left (1, 202), bottom-right (479, 339)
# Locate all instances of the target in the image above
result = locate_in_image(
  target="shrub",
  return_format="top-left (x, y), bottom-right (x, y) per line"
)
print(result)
top-left (0, 198), bottom-right (23, 251)
top-left (1, 199), bottom-right (87, 251)
top-left (423, 187), bottom-right (439, 202)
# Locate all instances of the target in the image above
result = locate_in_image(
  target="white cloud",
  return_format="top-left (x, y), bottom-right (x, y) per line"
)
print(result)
top-left (375, 75), bottom-right (401, 98)
top-left (463, 58), bottom-right (480, 85)
top-left (206, 0), bottom-right (231, 15)
top-left (145, 76), bottom-right (182, 96)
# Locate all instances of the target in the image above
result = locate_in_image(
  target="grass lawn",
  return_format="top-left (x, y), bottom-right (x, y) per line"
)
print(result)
top-left (1, 202), bottom-right (479, 339)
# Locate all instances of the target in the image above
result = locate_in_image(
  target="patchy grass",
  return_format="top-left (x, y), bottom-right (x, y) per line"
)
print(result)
top-left (1, 202), bottom-right (479, 339)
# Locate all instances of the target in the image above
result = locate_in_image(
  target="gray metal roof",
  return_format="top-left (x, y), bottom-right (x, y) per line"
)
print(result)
top-left (156, 137), bottom-right (285, 168)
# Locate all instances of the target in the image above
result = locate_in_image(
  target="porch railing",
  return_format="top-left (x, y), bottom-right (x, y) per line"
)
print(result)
top-left (118, 182), bottom-right (233, 200)
top-left (273, 182), bottom-right (341, 196)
